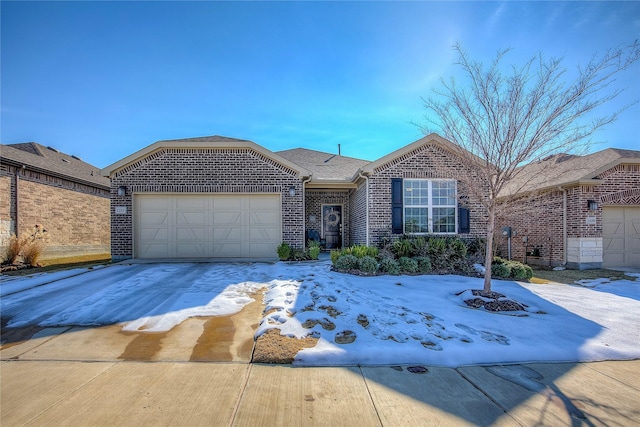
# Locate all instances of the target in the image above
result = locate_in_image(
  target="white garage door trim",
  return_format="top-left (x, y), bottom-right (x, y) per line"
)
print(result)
top-left (602, 206), bottom-right (640, 268)
top-left (134, 193), bottom-right (282, 259)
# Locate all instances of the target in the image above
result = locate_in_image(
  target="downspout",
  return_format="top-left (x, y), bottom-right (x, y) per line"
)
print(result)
top-left (14, 165), bottom-right (25, 237)
top-left (301, 175), bottom-right (312, 246)
top-left (558, 186), bottom-right (567, 266)
top-left (358, 171), bottom-right (370, 246)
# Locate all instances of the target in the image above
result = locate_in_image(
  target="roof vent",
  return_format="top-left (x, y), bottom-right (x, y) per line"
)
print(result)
top-left (71, 155), bottom-right (82, 161)
top-left (47, 146), bottom-right (59, 153)
top-left (62, 158), bottom-right (70, 163)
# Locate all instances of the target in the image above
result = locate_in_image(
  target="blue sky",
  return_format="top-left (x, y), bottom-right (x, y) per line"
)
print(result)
top-left (2, 1), bottom-right (639, 168)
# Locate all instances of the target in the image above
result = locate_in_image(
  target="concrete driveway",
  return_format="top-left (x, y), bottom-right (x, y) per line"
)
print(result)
top-left (1, 262), bottom-right (268, 363)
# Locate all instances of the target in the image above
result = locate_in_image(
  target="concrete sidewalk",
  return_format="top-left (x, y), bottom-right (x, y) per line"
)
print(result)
top-left (2, 359), bottom-right (639, 426)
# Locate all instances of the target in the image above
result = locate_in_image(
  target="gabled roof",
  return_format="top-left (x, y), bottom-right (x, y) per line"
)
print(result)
top-left (101, 135), bottom-right (312, 178)
top-left (276, 148), bottom-right (369, 182)
top-left (361, 133), bottom-right (484, 175)
top-left (1, 142), bottom-right (110, 189)
top-left (500, 147), bottom-right (640, 197)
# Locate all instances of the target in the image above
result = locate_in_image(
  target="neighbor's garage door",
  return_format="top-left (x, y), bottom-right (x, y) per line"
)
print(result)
top-left (135, 194), bottom-right (281, 259)
top-left (602, 206), bottom-right (640, 268)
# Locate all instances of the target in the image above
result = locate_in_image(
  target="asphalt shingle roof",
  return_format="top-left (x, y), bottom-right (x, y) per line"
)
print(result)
top-left (276, 148), bottom-right (369, 181)
top-left (1, 142), bottom-right (110, 189)
top-left (501, 147), bottom-right (640, 196)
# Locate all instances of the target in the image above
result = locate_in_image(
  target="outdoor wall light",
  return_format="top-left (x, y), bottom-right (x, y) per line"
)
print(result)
top-left (118, 186), bottom-right (127, 196)
top-left (289, 186), bottom-right (296, 196)
top-left (587, 200), bottom-right (599, 211)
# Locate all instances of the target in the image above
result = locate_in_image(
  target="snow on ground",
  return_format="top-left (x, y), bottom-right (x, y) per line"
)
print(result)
top-left (1, 260), bottom-right (639, 367)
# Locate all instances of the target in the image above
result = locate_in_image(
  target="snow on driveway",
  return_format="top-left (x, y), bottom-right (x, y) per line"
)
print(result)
top-left (1, 261), bottom-right (638, 367)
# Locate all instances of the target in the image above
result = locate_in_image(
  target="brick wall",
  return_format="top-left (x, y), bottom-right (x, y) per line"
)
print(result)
top-left (496, 163), bottom-right (640, 268)
top-left (0, 163), bottom-right (110, 259)
top-left (109, 148), bottom-right (303, 259)
top-left (496, 190), bottom-right (565, 266)
top-left (349, 181), bottom-right (368, 246)
top-left (366, 143), bottom-right (488, 246)
top-left (304, 190), bottom-right (351, 248)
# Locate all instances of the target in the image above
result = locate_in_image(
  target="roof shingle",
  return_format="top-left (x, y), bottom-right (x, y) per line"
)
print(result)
top-left (1, 142), bottom-right (110, 189)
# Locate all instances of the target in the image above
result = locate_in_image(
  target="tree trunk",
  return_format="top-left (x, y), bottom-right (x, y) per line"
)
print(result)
top-left (483, 204), bottom-right (496, 293)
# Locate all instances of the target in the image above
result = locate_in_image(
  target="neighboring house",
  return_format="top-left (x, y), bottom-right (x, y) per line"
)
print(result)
top-left (496, 148), bottom-right (640, 269)
top-left (0, 142), bottom-right (111, 260)
top-left (101, 134), bottom-right (487, 261)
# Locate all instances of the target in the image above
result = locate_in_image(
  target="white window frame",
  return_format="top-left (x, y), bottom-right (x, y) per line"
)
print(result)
top-left (403, 179), bottom-right (457, 234)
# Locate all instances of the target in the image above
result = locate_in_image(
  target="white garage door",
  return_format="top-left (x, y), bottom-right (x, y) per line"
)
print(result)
top-left (135, 194), bottom-right (281, 259)
top-left (603, 206), bottom-right (640, 268)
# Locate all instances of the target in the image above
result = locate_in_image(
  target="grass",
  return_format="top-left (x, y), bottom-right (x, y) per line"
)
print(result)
top-left (531, 268), bottom-right (634, 285)
top-left (2, 254), bottom-right (112, 276)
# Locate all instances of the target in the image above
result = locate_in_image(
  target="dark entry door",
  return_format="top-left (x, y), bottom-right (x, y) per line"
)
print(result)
top-left (322, 205), bottom-right (342, 250)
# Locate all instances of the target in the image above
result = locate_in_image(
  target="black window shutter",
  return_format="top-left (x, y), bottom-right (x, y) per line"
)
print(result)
top-left (458, 207), bottom-right (470, 234)
top-left (391, 178), bottom-right (403, 234)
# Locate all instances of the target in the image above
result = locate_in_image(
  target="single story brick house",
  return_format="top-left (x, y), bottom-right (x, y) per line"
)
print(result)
top-left (1, 142), bottom-right (111, 260)
top-left (496, 148), bottom-right (640, 269)
top-left (101, 134), bottom-right (488, 261)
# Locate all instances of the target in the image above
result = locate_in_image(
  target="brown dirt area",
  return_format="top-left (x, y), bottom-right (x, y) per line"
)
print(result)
top-left (531, 268), bottom-right (633, 285)
top-left (252, 329), bottom-right (318, 364)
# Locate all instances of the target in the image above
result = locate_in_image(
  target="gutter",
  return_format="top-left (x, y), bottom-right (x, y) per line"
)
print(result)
top-left (15, 165), bottom-right (24, 236)
top-left (357, 170), bottom-right (370, 246)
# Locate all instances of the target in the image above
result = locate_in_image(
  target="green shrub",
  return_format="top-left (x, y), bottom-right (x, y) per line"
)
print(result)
top-left (307, 240), bottom-right (321, 260)
top-left (309, 246), bottom-right (321, 260)
top-left (493, 256), bottom-right (506, 265)
top-left (277, 242), bottom-right (292, 261)
top-left (358, 256), bottom-right (378, 274)
top-left (409, 237), bottom-right (428, 257)
top-left (350, 245), bottom-right (378, 258)
top-left (335, 254), bottom-right (358, 271)
top-left (292, 248), bottom-right (309, 261)
top-left (448, 239), bottom-right (468, 258)
top-left (427, 238), bottom-right (447, 258)
top-left (330, 250), bottom-right (342, 265)
top-left (507, 261), bottom-right (533, 281)
top-left (379, 257), bottom-right (400, 275)
top-left (415, 256), bottom-right (432, 273)
top-left (466, 238), bottom-right (486, 257)
top-left (491, 263), bottom-right (511, 278)
top-left (392, 239), bottom-right (413, 258)
top-left (398, 257), bottom-right (418, 273)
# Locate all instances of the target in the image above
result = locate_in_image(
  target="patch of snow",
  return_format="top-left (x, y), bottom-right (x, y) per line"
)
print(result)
top-left (2, 260), bottom-right (639, 367)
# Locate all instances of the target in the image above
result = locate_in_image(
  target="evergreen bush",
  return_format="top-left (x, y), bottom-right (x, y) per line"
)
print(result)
top-left (277, 242), bottom-right (292, 261)
top-left (358, 256), bottom-right (378, 274)
top-left (379, 257), bottom-right (400, 275)
top-left (335, 254), bottom-right (359, 271)
top-left (398, 256), bottom-right (418, 273)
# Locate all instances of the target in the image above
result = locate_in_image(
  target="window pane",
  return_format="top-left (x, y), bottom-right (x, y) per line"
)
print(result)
top-left (404, 207), bottom-right (428, 233)
top-left (404, 180), bottom-right (428, 206)
top-left (432, 181), bottom-right (456, 206)
top-left (433, 207), bottom-right (456, 233)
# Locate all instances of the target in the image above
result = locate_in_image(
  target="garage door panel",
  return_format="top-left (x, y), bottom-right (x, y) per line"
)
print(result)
top-left (176, 227), bottom-right (206, 241)
top-left (136, 194), bottom-right (281, 259)
top-left (213, 212), bottom-right (242, 226)
top-left (140, 228), bottom-right (169, 241)
top-left (603, 206), bottom-right (640, 267)
top-left (140, 212), bottom-right (169, 225)
top-left (250, 212), bottom-right (280, 225)
top-left (214, 243), bottom-right (242, 257)
top-left (249, 226), bottom-right (280, 241)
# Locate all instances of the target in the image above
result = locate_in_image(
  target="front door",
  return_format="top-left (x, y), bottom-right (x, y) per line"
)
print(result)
top-left (322, 205), bottom-right (342, 250)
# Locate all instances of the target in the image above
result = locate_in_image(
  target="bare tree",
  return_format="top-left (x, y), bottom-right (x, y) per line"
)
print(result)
top-left (422, 42), bottom-right (639, 293)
